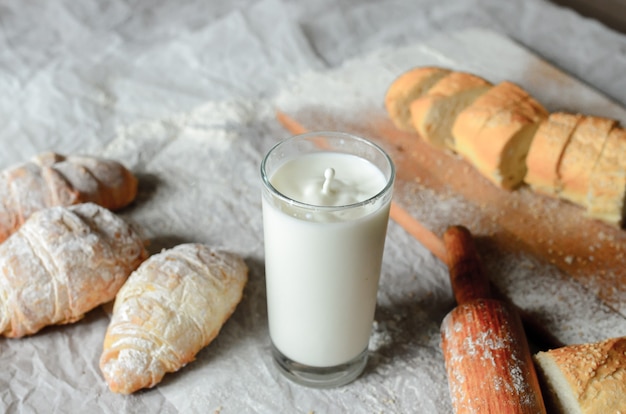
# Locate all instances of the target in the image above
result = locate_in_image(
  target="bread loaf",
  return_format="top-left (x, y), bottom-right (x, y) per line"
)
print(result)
top-left (585, 127), bottom-right (626, 225)
top-left (453, 82), bottom-right (549, 189)
top-left (534, 337), bottom-right (626, 414)
top-left (385, 67), bottom-right (451, 131)
top-left (0, 203), bottom-right (147, 338)
top-left (100, 243), bottom-right (248, 394)
top-left (0, 152), bottom-right (138, 243)
top-left (557, 116), bottom-right (617, 205)
top-left (410, 71), bottom-right (492, 150)
top-left (524, 112), bottom-right (583, 195)
top-left (385, 66), bottom-right (626, 225)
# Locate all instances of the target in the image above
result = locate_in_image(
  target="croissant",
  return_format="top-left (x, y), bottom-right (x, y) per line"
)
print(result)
top-left (0, 203), bottom-right (147, 338)
top-left (0, 152), bottom-right (138, 243)
top-left (100, 243), bottom-right (248, 394)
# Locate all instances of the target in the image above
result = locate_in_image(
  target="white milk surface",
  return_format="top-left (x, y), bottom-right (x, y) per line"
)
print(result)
top-left (263, 152), bottom-right (392, 367)
top-left (270, 153), bottom-right (387, 209)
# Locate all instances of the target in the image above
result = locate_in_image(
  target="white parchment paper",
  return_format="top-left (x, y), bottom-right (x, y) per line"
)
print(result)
top-left (1, 0), bottom-right (626, 412)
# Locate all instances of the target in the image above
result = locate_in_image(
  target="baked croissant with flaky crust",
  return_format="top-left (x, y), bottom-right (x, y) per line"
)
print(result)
top-left (0, 203), bottom-right (147, 338)
top-left (0, 152), bottom-right (138, 243)
top-left (99, 243), bottom-right (248, 394)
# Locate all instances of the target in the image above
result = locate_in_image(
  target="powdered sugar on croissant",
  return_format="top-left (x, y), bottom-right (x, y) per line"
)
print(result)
top-left (0, 152), bottom-right (138, 243)
top-left (99, 243), bottom-right (248, 394)
top-left (0, 203), bottom-right (147, 338)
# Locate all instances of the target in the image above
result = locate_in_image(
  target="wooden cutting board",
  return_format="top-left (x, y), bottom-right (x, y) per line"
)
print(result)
top-left (274, 28), bottom-right (626, 346)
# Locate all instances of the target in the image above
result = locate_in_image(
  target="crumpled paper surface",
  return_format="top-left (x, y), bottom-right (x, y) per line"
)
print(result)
top-left (1, 0), bottom-right (626, 412)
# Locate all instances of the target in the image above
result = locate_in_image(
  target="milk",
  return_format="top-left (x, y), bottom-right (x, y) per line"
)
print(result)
top-left (269, 153), bottom-right (387, 210)
top-left (262, 148), bottom-right (393, 368)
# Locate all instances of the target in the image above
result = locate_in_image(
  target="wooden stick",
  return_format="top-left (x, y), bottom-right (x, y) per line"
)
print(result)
top-left (443, 225), bottom-right (491, 305)
top-left (276, 110), bottom-right (308, 135)
top-left (390, 202), bottom-right (447, 262)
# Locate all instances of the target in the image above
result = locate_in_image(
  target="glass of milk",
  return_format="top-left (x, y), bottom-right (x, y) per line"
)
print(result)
top-left (260, 131), bottom-right (395, 388)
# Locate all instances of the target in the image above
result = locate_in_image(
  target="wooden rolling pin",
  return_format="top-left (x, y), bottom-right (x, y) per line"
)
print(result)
top-left (440, 226), bottom-right (547, 414)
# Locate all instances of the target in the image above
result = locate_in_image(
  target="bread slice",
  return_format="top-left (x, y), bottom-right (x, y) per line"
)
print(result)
top-left (524, 112), bottom-right (583, 195)
top-left (385, 67), bottom-right (452, 131)
top-left (453, 82), bottom-right (549, 190)
top-left (585, 127), bottom-right (626, 226)
top-left (452, 81), bottom-right (533, 145)
top-left (557, 116), bottom-right (617, 206)
top-left (534, 337), bottom-right (626, 414)
top-left (409, 71), bottom-right (492, 150)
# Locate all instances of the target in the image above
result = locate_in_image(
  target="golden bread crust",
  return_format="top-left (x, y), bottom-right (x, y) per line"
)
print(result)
top-left (385, 66), bottom-right (451, 131)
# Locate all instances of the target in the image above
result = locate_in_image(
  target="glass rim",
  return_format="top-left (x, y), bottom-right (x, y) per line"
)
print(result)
top-left (260, 131), bottom-right (395, 211)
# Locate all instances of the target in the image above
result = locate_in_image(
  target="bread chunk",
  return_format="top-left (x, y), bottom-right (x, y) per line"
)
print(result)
top-left (525, 112), bottom-right (583, 195)
top-left (585, 127), bottom-right (626, 226)
top-left (454, 82), bottom-right (548, 190)
top-left (385, 67), bottom-right (451, 131)
top-left (410, 71), bottom-right (492, 150)
top-left (558, 116), bottom-right (617, 205)
top-left (452, 81), bottom-right (533, 145)
top-left (534, 337), bottom-right (626, 414)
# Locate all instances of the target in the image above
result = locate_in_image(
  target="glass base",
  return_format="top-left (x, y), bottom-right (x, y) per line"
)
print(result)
top-left (271, 343), bottom-right (368, 388)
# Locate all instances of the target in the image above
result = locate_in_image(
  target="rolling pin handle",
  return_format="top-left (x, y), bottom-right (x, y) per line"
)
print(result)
top-left (443, 225), bottom-right (491, 305)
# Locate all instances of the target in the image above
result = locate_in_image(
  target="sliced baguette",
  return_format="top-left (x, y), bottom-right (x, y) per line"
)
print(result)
top-left (454, 84), bottom-right (549, 190)
top-left (585, 127), bottom-right (626, 226)
top-left (557, 116), bottom-right (617, 206)
top-left (409, 71), bottom-right (492, 150)
top-left (525, 112), bottom-right (583, 195)
top-left (385, 67), bottom-right (451, 131)
top-left (534, 337), bottom-right (626, 414)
